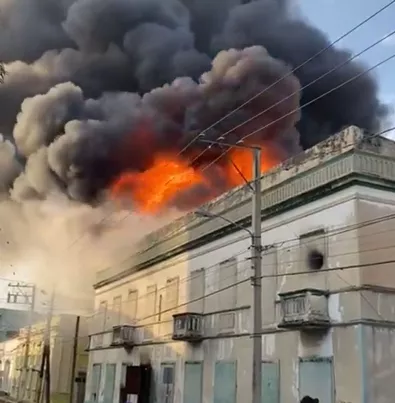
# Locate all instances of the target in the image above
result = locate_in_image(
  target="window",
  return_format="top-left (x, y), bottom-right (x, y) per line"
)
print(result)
top-left (160, 363), bottom-right (175, 403)
top-left (99, 301), bottom-right (107, 331)
top-left (187, 316), bottom-right (201, 332)
top-left (189, 269), bottom-right (205, 313)
top-left (175, 317), bottom-right (186, 331)
top-left (128, 290), bottom-right (138, 322)
top-left (113, 296), bottom-right (122, 326)
top-left (164, 277), bottom-right (179, 315)
top-left (299, 229), bottom-right (326, 271)
top-left (219, 258), bottom-right (237, 310)
top-left (144, 285), bottom-right (157, 340)
top-left (145, 285), bottom-right (157, 320)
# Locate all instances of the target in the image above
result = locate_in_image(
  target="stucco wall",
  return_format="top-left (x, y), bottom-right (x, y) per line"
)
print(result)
top-left (88, 185), bottom-right (373, 403)
top-left (363, 325), bottom-right (395, 403)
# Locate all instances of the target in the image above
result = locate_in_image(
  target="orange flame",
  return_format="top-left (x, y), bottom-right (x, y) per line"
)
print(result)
top-left (110, 142), bottom-right (281, 214)
top-left (111, 154), bottom-right (206, 213)
top-left (227, 146), bottom-right (280, 186)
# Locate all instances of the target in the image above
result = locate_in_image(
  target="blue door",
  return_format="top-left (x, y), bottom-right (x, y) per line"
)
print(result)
top-left (213, 361), bottom-right (236, 403)
top-left (103, 364), bottom-right (116, 403)
top-left (184, 362), bottom-right (203, 403)
top-left (262, 362), bottom-right (279, 403)
top-left (299, 358), bottom-right (334, 403)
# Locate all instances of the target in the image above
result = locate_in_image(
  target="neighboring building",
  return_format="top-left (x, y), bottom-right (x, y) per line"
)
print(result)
top-left (0, 336), bottom-right (19, 393)
top-left (87, 126), bottom-right (395, 403)
top-left (0, 308), bottom-right (42, 342)
top-left (0, 314), bottom-right (89, 403)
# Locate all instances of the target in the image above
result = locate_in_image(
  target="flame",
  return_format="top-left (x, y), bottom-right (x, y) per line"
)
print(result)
top-left (111, 142), bottom-right (280, 214)
top-left (111, 154), bottom-right (206, 213)
top-left (227, 146), bottom-right (280, 186)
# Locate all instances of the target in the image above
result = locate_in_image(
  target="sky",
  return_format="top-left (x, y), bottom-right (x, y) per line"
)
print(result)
top-left (299, 0), bottom-right (395, 130)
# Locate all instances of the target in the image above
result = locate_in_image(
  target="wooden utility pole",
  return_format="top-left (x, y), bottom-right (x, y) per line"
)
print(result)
top-left (45, 344), bottom-right (50, 403)
top-left (36, 290), bottom-right (55, 403)
top-left (36, 343), bottom-right (46, 403)
top-left (69, 316), bottom-right (80, 403)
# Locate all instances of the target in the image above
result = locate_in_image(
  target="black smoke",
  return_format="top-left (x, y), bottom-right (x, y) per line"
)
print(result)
top-left (0, 0), bottom-right (388, 205)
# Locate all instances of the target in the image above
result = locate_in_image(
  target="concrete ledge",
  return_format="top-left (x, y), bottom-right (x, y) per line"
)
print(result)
top-left (95, 126), bottom-right (395, 288)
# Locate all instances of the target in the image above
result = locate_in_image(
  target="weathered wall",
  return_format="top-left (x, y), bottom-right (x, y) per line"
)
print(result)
top-left (363, 325), bottom-right (395, 403)
top-left (88, 128), bottom-right (395, 403)
top-left (88, 185), bottom-right (369, 403)
top-left (356, 188), bottom-right (395, 289)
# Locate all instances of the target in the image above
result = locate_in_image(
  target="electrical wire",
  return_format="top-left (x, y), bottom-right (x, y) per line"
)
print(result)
top-left (92, 158), bottom-right (395, 288)
top-left (220, 33), bottom-right (395, 140)
top-left (134, 0), bottom-right (395, 180)
top-left (199, 52), bottom-right (395, 173)
top-left (46, 0), bottom-right (395, 265)
top-left (90, 210), bottom-right (395, 318)
top-left (6, 252), bottom-right (395, 346)
top-left (3, 3), bottom-right (394, 337)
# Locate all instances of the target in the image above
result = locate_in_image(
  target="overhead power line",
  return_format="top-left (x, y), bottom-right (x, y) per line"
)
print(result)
top-left (90, 209), bottom-right (395, 318)
top-left (49, 0), bottom-right (395, 264)
top-left (6, 0), bottom-right (395, 295)
top-left (9, 252), bottom-right (395, 345)
top-left (199, 52), bottom-right (395, 172)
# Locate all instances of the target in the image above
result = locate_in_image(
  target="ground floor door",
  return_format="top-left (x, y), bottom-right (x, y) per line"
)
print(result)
top-left (90, 364), bottom-right (102, 403)
top-left (299, 357), bottom-right (334, 403)
top-left (103, 364), bottom-right (116, 403)
top-left (213, 361), bottom-right (236, 403)
top-left (262, 362), bottom-right (280, 403)
top-left (184, 362), bottom-right (203, 403)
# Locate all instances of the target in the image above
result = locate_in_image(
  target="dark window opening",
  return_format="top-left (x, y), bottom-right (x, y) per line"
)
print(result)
top-left (308, 249), bottom-right (324, 270)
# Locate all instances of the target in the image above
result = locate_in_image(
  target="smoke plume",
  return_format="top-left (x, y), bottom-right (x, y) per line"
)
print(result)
top-left (0, 0), bottom-right (387, 204)
top-left (0, 0), bottom-right (388, 301)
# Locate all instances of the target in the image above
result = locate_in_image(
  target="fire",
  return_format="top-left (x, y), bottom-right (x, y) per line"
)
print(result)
top-left (111, 143), bottom-right (280, 214)
top-left (227, 146), bottom-right (280, 186)
top-left (111, 155), bottom-right (206, 213)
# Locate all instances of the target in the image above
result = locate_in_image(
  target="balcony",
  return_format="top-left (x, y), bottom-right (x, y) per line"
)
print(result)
top-left (172, 313), bottom-right (203, 342)
top-left (110, 325), bottom-right (135, 348)
top-left (278, 289), bottom-right (330, 330)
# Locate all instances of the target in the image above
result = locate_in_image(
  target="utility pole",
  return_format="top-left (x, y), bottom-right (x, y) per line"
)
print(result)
top-left (7, 282), bottom-right (36, 400)
top-left (36, 289), bottom-right (55, 403)
top-left (69, 316), bottom-right (80, 403)
top-left (251, 147), bottom-right (262, 403)
top-left (198, 139), bottom-right (263, 403)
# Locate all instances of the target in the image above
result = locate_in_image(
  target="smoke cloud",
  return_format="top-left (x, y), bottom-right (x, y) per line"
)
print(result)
top-left (0, 0), bottom-right (388, 302)
top-left (0, 0), bottom-right (387, 202)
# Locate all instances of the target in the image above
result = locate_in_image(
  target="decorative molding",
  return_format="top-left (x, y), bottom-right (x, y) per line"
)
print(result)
top-left (96, 127), bottom-right (395, 287)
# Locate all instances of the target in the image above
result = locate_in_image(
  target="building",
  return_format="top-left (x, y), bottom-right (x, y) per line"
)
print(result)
top-left (0, 314), bottom-right (89, 403)
top-left (0, 308), bottom-right (42, 343)
top-left (86, 126), bottom-right (395, 403)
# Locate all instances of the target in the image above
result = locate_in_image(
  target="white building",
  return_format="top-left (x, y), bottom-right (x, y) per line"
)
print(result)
top-left (87, 126), bottom-right (395, 403)
top-left (0, 314), bottom-right (89, 403)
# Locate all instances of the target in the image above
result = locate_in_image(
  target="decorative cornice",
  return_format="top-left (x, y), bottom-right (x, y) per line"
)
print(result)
top-left (95, 126), bottom-right (395, 288)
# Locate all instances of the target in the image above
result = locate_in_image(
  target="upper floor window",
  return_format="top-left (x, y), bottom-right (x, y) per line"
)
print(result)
top-left (128, 290), bottom-right (138, 321)
top-left (299, 229), bottom-right (326, 270)
top-left (219, 257), bottom-right (237, 309)
top-left (113, 295), bottom-right (122, 325)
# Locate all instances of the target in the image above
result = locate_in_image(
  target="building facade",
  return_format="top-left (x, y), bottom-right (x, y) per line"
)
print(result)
top-left (0, 314), bottom-right (89, 403)
top-left (87, 126), bottom-right (395, 403)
